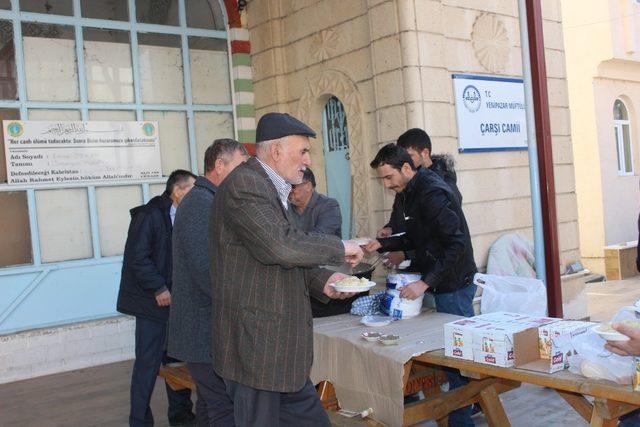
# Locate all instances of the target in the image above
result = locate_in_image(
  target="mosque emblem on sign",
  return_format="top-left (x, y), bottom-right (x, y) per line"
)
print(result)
top-left (142, 122), bottom-right (156, 137)
top-left (7, 121), bottom-right (23, 137)
top-left (462, 85), bottom-right (481, 113)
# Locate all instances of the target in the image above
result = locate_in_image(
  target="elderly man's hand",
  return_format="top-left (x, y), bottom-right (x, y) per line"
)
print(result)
top-left (377, 227), bottom-right (392, 238)
top-left (604, 323), bottom-right (640, 357)
top-left (155, 290), bottom-right (171, 307)
top-left (343, 241), bottom-right (364, 267)
top-left (323, 273), bottom-right (356, 300)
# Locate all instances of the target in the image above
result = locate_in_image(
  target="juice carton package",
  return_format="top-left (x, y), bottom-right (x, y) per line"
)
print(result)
top-left (474, 312), bottom-right (531, 324)
top-left (471, 323), bottom-right (535, 367)
top-left (538, 320), bottom-right (593, 360)
top-left (443, 318), bottom-right (491, 360)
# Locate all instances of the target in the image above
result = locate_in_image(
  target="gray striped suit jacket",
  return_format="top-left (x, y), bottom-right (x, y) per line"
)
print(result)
top-left (209, 157), bottom-right (344, 393)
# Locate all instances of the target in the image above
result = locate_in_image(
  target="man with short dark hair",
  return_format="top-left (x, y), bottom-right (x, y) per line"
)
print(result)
top-left (379, 128), bottom-right (464, 269)
top-left (210, 112), bottom-right (364, 426)
top-left (365, 144), bottom-right (477, 427)
top-left (168, 139), bottom-right (248, 426)
top-left (288, 168), bottom-right (342, 238)
top-left (117, 169), bottom-right (197, 427)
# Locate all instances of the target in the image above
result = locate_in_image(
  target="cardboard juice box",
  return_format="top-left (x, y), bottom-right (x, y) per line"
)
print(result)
top-left (443, 318), bottom-right (491, 360)
top-left (538, 320), bottom-right (593, 360)
top-left (471, 323), bottom-right (536, 367)
top-left (517, 321), bottom-right (592, 374)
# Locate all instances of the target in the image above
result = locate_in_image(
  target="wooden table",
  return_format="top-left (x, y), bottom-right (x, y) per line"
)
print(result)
top-left (403, 349), bottom-right (640, 427)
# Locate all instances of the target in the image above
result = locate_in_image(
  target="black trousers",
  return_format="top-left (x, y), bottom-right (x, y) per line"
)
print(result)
top-left (187, 362), bottom-right (234, 426)
top-left (222, 378), bottom-right (330, 427)
top-left (130, 316), bottom-right (193, 427)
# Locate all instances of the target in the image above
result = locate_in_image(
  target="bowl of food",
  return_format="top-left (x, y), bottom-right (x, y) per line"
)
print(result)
top-left (362, 331), bottom-right (381, 342)
top-left (378, 334), bottom-right (400, 346)
top-left (593, 320), bottom-right (640, 341)
top-left (330, 276), bottom-right (376, 292)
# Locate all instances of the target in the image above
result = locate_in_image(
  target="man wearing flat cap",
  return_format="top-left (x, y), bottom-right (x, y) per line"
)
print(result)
top-left (209, 112), bottom-right (364, 425)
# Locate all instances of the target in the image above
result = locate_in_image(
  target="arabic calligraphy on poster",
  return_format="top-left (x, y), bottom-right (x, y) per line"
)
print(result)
top-left (3, 120), bottom-right (162, 185)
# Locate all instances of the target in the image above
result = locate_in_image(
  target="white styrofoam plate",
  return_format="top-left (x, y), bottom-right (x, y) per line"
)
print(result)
top-left (360, 315), bottom-right (392, 327)
top-left (330, 280), bottom-right (376, 293)
top-left (397, 260), bottom-right (411, 270)
top-left (349, 237), bottom-right (372, 246)
top-left (593, 324), bottom-right (630, 342)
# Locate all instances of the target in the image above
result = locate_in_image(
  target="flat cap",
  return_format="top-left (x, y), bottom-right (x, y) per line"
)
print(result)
top-left (256, 112), bottom-right (316, 143)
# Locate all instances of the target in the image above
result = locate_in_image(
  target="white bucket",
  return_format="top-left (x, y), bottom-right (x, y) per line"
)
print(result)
top-left (386, 273), bottom-right (422, 289)
top-left (382, 274), bottom-right (424, 319)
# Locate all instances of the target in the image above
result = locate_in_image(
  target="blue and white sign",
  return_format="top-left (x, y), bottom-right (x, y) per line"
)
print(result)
top-left (452, 74), bottom-right (527, 152)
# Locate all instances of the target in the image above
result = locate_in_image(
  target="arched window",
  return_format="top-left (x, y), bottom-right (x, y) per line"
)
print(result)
top-left (613, 99), bottom-right (634, 175)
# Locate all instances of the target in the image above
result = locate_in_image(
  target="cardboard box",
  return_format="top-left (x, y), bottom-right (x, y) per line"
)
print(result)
top-left (605, 242), bottom-right (639, 280)
top-left (473, 312), bottom-right (531, 323)
top-left (444, 312), bottom-right (557, 364)
top-left (471, 323), bottom-right (537, 367)
top-left (518, 322), bottom-right (592, 374)
top-left (444, 312), bottom-right (586, 372)
top-left (538, 320), bottom-right (592, 359)
top-left (443, 318), bottom-right (492, 361)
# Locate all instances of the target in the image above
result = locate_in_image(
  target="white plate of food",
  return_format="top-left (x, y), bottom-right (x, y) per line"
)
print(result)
top-left (593, 320), bottom-right (640, 341)
top-left (330, 276), bottom-right (376, 293)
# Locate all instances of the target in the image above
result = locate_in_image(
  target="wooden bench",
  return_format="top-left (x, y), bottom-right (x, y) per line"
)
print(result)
top-left (159, 361), bottom-right (446, 424)
top-left (159, 364), bottom-right (196, 392)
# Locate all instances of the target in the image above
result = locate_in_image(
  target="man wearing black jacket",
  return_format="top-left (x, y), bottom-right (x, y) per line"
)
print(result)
top-left (379, 128), bottom-right (463, 269)
top-left (117, 169), bottom-right (196, 427)
top-left (365, 144), bottom-right (477, 426)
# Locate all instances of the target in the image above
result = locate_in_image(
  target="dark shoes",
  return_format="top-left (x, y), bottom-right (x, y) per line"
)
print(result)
top-left (169, 411), bottom-right (196, 426)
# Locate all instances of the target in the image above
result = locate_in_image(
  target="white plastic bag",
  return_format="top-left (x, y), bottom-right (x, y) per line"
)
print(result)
top-left (474, 273), bottom-right (547, 316)
top-left (568, 327), bottom-right (634, 385)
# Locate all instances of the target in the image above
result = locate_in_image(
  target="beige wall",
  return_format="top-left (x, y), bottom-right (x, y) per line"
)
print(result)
top-left (248, 0), bottom-right (580, 271)
top-left (562, 0), bottom-right (640, 274)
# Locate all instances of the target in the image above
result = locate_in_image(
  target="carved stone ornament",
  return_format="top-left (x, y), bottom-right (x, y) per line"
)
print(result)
top-left (307, 29), bottom-right (341, 64)
top-left (298, 69), bottom-right (371, 236)
top-left (471, 13), bottom-right (510, 73)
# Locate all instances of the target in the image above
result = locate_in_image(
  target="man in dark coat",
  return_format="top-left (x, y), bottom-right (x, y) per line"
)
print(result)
top-left (365, 144), bottom-right (477, 427)
top-left (167, 139), bottom-right (248, 426)
top-left (117, 169), bottom-right (196, 427)
top-left (379, 128), bottom-right (464, 269)
top-left (288, 168), bottom-right (342, 238)
top-left (288, 168), bottom-right (361, 318)
top-left (209, 112), bottom-right (363, 426)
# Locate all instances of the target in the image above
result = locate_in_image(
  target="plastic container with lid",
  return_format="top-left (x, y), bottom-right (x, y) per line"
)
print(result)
top-left (386, 273), bottom-right (422, 289)
top-left (382, 273), bottom-right (424, 319)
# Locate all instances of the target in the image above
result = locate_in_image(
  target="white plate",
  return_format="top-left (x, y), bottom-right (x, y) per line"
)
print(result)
top-left (330, 280), bottom-right (376, 293)
top-left (397, 260), bottom-right (411, 270)
top-left (361, 315), bottom-right (392, 327)
top-left (593, 324), bottom-right (630, 342)
top-left (350, 237), bottom-right (372, 246)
